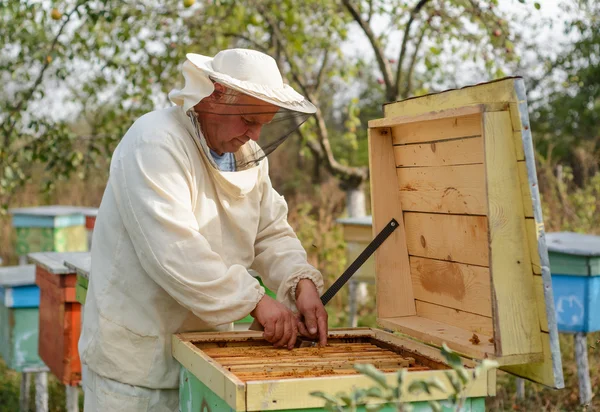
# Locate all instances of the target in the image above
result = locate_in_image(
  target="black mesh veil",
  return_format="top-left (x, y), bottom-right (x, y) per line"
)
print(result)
top-left (187, 87), bottom-right (311, 171)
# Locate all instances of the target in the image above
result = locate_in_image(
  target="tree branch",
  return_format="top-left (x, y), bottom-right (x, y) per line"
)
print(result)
top-left (402, 25), bottom-right (427, 98)
top-left (314, 49), bottom-right (330, 94)
top-left (395, 0), bottom-right (430, 98)
top-left (342, 0), bottom-right (395, 98)
top-left (3, 0), bottom-right (86, 148)
top-left (222, 33), bottom-right (268, 53)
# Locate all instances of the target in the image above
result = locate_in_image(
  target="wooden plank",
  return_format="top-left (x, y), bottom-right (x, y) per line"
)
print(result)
top-left (533, 276), bottom-right (549, 333)
top-left (526, 219), bottom-right (542, 275)
top-left (28, 252), bottom-right (77, 275)
top-left (341, 224), bottom-right (372, 243)
top-left (218, 353), bottom-right (402, 366)
top-left (378, 316), bottom-right (494, 360)
top-left (368, 127), bottom-right (416, 318)
top-left (236, 367), bottom-right (432, 381)
top-left (391, 113), bottom-right (483, 145)
top-left (394, 136), bottom-right (484, 167)
top-left (369, 105), bottom-right (484, 129)
top-left (226, 358), bottom-right (411, 373)
top-left (172, 336), bottom-right (246, 411)
top-left (501, 331), bottom-right (560, 388)
top-left (483, 111), bottom-right (542, 357)
top-left (548, 252), bottom-right (589, 276)
top-left (513, 131), bottom-right (525, 161)
top-left (410, 257), bottom-right (492, 317)
top-left (518, 161), bottom-right (534, 218)
top-left (0, 265), bottom-right (36, 287)
top-left (404, 213), bottom-right (489, 266)
top-left (245, 367), bottom-right (489, 410)
top-left (415, 300), bottom-right (493, 336)
top-left (397, 164), bottom-right (487, 215)
top-left (383, 78), bottom-right (517, 118)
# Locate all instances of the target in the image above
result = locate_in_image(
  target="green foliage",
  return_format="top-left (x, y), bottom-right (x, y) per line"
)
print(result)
top-left (310, 343), bottom-right (498, 412)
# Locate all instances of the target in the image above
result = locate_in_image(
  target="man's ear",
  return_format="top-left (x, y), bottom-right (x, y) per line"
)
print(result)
top-left (210, 83), bottom-right (227, 101)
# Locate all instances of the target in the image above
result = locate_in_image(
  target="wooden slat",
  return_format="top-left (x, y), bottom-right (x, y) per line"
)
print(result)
top-left (378, 316), bottom-right (494, 360)
top-left (369, 105), bottom-right (484, 129)
top-left (513, 131), bottom-right (525, 161)
top-left (226, 358), bottom-right (411, 373)
top-left (397, 164), bottom-right (487, 215)
top-left (391, 113), bottom-right (483, 145)
top-left (501, 331), bottom-right (559, 388)
top-left (526, 218), bottom-right (542, 274)
top-left (245, 367), bottom-right (490, 410)
top-left (518, 161), bottom-right (534, 218)
top-left (533, 276), bottom-right (550, 333)
top-left (393, 136), bottom-right (484, 167)
top-left (236, 367), bottom-right (430, 381)
top-left (483, 111), bottom-right (542, 357)
top-left (202, 344), bottom-right (384, 357)
top-left (368, 128), bottom-right (416, 318)
top-left (415, 300), bottom-right (494, 337)
top-left (218, 353), bottom-right (400, 366)
top-left (410, 256), bottom-right (492, 317)
top-left (404, 212), bottom-right (489, 266)
top-left (171, 336), bottom-right (246, 411)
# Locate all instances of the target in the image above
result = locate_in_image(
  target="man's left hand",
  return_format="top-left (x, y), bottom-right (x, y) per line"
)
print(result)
top-left (294, 279), bottom-right (328, 346)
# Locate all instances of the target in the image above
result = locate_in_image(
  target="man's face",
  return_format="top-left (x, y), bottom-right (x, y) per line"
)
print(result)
top-left (194, 84), bottom-right (279, 155)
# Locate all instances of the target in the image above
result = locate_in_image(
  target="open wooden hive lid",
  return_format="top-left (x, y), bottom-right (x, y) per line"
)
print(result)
top-left (367, 77), bottom-right (563, 388)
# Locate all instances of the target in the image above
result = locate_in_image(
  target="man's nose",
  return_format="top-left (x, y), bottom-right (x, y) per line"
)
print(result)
top-left (247, 125), bottom-right (261, 141)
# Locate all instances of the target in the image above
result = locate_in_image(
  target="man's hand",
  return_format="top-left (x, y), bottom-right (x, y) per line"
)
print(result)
top-left (251, 295), bottom-right (298, 349)
top-left (295, 279), bottom-right (328, 346)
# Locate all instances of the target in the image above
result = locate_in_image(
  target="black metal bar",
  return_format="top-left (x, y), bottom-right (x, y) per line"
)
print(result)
top-left (320, 218), bottom-right (399, 306)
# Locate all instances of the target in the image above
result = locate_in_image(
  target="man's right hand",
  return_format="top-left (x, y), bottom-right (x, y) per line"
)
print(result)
top-left (250, 295), bottom-right (298, 350)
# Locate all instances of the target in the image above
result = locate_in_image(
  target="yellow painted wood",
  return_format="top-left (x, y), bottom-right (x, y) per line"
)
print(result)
top-left (341, 224), bottom-right (372, 243)
top-left (533, 276), bottom-right (550, 333)
top-left (384, 78), bottom-right (518, 118)
top-left (369, 127), bottom-right (416, 318)
top-left (244, 367), bottom-right (490, 411)
top-left (391, 113), bottom-right (482, 145)
top-left (518, 161), bottom-right (534, 218)
top-left (410, 256), bottom-right (492, 317)
top-left (368, 105), bottom-right (484, 129)
top-left (393, 136), bottom-right (484, 167)
top-left (501, 331), bottom-right (557, 387)
top-left (483, 111), bottom-right (542, 357)
top-left (377, 316), bottom-right (494, 359)
top-left (525, 218), bottom-right (542, 274)
top-left (396, 164), bottom-right (487, 215)
top-left (404, 212), bottom-right (489, 266)
top-left (171, 335), bottom-right (246, 411)
top-left (513, 131), bottom-right (525, 161)
top-left (415, 300), bottom-right (494, 337)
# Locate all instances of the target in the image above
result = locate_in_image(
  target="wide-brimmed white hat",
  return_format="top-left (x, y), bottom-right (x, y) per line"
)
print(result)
top-left (168, 48), bottom-right (316, 114)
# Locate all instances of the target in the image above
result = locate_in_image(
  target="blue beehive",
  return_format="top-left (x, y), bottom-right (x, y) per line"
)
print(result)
top-left (547, 232), bottom-right (600, 333)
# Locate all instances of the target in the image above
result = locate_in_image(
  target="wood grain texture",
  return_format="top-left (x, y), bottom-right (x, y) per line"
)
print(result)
top-left (415, 300), bottom-right (494, 336)
top-left (518, 161), bottom-right (534, 218)
top-left (378, 316), bottom-right (494, 359)
top-left (368, 127), bottom-right (416, 318)
top-left (533, 275), bottom-right (550, 333)
top-left (397, 164), bottom-right (487, 215)
top-left (501, 331), bottom-right (558, 388)
top-left (410, 256), bottom-right (492, 316)
top-left (525, 218), bottom-right (542, 275)
top-left (393, 136), bottom-right (484, 167)
top-left (368, 105), bottom-right (484, 128)
top-left (483, 111), bottom-right (542, 357)
top-left (404, 212), bottom-right (489, 266)
top-left (391, 113), bottom-right (483, 145)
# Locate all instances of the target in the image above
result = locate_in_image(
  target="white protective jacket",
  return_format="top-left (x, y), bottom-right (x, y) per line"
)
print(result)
top-left (78, 105), bottom-right (323, 389)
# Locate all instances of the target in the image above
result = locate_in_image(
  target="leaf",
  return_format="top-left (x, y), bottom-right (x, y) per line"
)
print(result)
top-left (310, 391), bottom-right (341, 405)
top-left (534, 2), bottom-right (541, 10)
top-left (354, 364), bottom-right (389, 389)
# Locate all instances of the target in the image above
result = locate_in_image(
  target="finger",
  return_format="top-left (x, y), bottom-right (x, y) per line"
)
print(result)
top-left (271, 318), bottom-right (284, 345)
top-left (296, 316), bottom-right (311, 337)
top-left (275, 315), bottom-right (293, 348)
top-left (263, 320), bottom-right (275, 341)
top-left (316, 308), bottom-right (328, 347)
top-left (302, 307), bottom-right (319, 337)
top-left (287, 319), bottom-right (298, 350)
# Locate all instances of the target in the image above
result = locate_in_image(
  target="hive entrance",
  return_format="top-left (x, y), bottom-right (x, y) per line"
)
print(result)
top-left (195, 335), bottom-right (449, 382)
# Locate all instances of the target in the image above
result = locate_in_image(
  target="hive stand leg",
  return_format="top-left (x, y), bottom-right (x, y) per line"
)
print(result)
top-left (19, 372), bottom-right (31, 412)
top-left (515, 378), bottom-right (525, 399)
top-left (34, 372), bottom-right (48, 412)
top-left (18, 255), bottom-right (28, 266)
top-left (348, 279), bottom-right (358, 327)
top-left (574, 332), bottom-right (592, 406)
top-left (66, 385), bottom-right (79, 412)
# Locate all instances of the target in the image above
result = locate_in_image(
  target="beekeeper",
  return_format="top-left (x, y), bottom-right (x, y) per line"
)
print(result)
top-left (79, 48), bottom-right (327, 411)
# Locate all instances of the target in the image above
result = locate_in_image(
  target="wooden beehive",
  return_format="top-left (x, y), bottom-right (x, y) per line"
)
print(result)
top-left (28, 251), bottom-right (85, 385)
top-left (0, 265), bottom-right (47, 372)
top-left (172, 78), bottom-right (563, 411)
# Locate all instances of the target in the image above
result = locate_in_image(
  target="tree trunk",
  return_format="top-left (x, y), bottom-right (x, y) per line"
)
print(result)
top-left (346, 185), bottom-right (366, 218)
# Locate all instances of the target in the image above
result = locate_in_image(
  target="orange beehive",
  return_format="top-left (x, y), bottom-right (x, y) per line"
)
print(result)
top-left (29, 251), bottom-right (84, 385)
